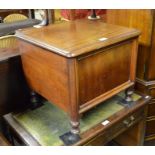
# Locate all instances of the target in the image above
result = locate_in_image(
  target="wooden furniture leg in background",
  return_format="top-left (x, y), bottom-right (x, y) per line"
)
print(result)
top-left (30, 91), bottom-right (43, 110)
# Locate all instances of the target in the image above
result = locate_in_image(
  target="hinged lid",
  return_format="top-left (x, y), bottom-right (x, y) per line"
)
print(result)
top-left (16, 19), bottom-right (141, 57)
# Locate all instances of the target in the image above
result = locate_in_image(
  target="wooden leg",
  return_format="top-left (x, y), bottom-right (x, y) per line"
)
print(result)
top-left (70, 121), bottom-right (80, 135)
top-left (69, 103), bottom-right (80, 135)
top-left (60, 59), bottom-right (80, 145)
top-left (30, 91), bottom-right (42, 109)
top-left (125, 88), bottom-right (134, 102)
top-left (60, 113), bottom-right (80, 145)
top-left (65, 117), bottom-right (80, 144)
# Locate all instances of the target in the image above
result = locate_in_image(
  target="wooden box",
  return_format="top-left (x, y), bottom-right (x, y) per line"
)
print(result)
top-left (16, 19), bottom-right (140, 140)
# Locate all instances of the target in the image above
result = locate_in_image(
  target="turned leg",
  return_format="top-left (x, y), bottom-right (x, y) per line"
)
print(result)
top-left (64, 116), bottom-right (80, 144)
top-left (69, 106), bottom-right (80, 137)
top-left (70, 121), bottom-right (80, 135)
top-left (125, 88), bottom-right (134, 102)
top-left (64, 120), bottom-right (80, 144)
top-left (60, 60), bottom-right (81, 145)
top-left (30, 91), bottom-right (42, 109)
top-left (60, 119), bottom-right (80, 145)
top-left (60, 112), bottom-right (80, 145)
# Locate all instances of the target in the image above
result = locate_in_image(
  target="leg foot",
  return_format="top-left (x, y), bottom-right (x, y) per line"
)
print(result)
top-left (70, 121), bottom-right (80, 135)
top-left (60, 121), bottom-right (80, 145)
top-left (60, 131), bottom-right (80, 145)
top-left (125, 88), bottom-right (134, 102)
top-left (30, 91), bottom-right (42, 109)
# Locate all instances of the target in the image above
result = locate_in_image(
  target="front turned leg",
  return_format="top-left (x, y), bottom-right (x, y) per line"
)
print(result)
top-left (60, 120), bottom-right (80, 145)
top-left (70, 121), bottom-right (80, 135)
top-left (68, 107), bottom-right (81, 144)
top-left (60, 115), bottom-right (80, 145)
top-left (125, 88), bottom-right (134, 102)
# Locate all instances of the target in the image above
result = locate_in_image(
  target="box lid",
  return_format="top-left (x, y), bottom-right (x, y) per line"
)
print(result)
top-left (16, 19), bottom-right (141, 58)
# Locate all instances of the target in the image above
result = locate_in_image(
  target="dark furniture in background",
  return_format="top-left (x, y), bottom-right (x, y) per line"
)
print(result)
top-left (0, 10), bottom-right (40, 136)
top-left (0, 51), bottom-right (31, 146)
top-left (106, 9), bottom-right (155, 143)
top-left (0, 51), bottom-right (30, 119)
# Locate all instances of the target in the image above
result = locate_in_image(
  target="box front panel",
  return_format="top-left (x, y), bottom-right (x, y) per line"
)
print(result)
top-left (78, 41), bottom-right (133, 106)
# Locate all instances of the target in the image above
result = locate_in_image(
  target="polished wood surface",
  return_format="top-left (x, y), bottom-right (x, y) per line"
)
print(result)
top-left (17, 19), bottom-right (140, 135)
top-left (106, 10), bottom-right (153, 46)
top-left (16, 19), bottom-right (140, 57)
top-left (106, 10), bottom-right (155, 80)
top-left (146, 12), bottom-right (155, 80)
top-left (78, 40), bottom-right (133, 106)
top-left (136, 45), bottom-right (149, 80)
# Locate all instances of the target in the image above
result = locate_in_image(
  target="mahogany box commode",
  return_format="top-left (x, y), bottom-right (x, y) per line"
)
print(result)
top-left (16, 19), bottom-right (140, 143)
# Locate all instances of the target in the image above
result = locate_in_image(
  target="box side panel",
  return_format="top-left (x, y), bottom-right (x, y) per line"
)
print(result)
top-left (19, 41), bottom-right (70, 112)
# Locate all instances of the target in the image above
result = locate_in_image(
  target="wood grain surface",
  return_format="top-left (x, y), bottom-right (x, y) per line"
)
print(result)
top-left (16, 19), bottom-right (140, 57)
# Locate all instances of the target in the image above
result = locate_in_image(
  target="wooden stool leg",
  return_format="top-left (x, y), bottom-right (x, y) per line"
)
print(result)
top-left (125, 88), bottom-right (134, 102)
top-left (70, 121), bottom-right (80, 135)
top-left (60, 59), bottom-right (80, 145)
top-left (30, 91), bottom-right (42, 109)
top-left (69, 103), bottom-right (80, 136)
top-left (60, 112), bottom-right (80, 145)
